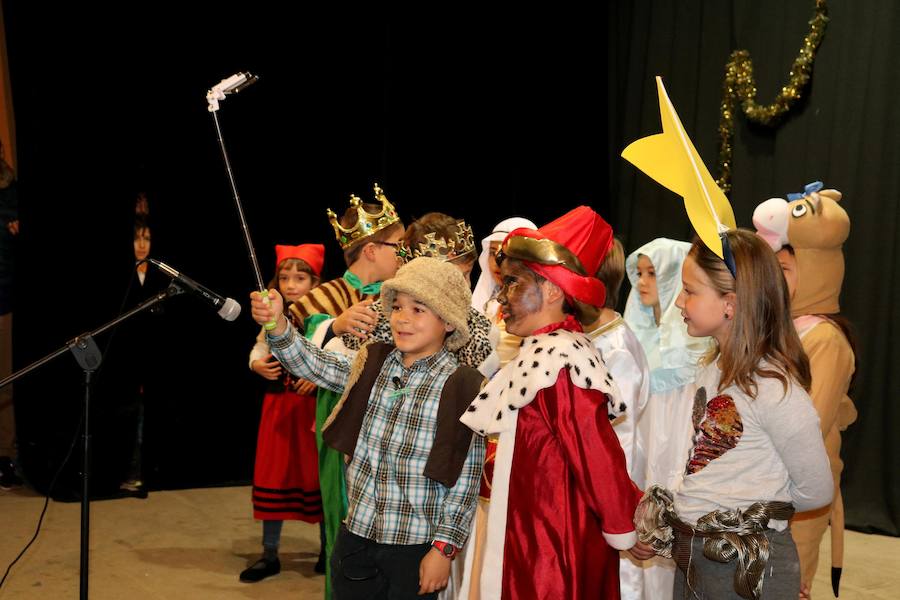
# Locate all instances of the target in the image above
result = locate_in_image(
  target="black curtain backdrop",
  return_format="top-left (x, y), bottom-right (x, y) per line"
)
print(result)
top-left (3, 8), bottom-right (606, 497)
top-left (4, 3), bottom-right (896, 536)
top-left (609, 0), bottom-right (899, 535)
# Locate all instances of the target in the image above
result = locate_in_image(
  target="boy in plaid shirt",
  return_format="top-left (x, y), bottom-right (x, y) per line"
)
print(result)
top-left (251, 257), bottom-right (486, 599)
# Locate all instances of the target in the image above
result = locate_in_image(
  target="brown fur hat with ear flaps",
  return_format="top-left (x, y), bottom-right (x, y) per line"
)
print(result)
top-left (379, 257), bottom-right (471, 351)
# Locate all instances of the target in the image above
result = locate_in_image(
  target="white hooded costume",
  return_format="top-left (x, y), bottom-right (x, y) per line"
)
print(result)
top-left (470, 217), bottom-right (537, 377)
top-left (622, 237), bottom-right (713, 600)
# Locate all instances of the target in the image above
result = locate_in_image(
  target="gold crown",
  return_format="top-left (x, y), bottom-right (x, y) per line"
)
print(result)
top-left (326, 183), bottom-right (401, 250)
top-left (397, 220), bottom-right (476, 264)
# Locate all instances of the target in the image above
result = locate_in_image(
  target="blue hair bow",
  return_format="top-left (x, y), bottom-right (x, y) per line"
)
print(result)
top-left (720, 232), bottom-right (737, 279)
top-left (786, 181), bottom-right (824, 201)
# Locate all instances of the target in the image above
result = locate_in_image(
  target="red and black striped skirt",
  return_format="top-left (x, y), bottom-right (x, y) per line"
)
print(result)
top-left (252, 390), bottom-right (323, 522)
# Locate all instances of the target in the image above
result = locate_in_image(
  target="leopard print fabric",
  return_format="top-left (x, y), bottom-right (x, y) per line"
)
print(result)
top-left (340, 299), bottom-right (494, 369)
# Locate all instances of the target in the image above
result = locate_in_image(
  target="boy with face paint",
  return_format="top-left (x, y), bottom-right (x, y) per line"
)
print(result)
top-left (458, 206), bottom-right (645, 600)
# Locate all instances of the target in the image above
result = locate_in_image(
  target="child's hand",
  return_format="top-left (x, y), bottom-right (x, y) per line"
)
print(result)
top-left (799, 582), bottom-right (811, 599)
top-left (251, 354), bottom-right (282, 380)
top-left (333, 299), bottom-right (377, 339)
top-left (250, 289), bottom-right (286, 333)
top-left (418, 548), bottom-right (451, 595)
top-left (628, 540), bottom-right (656, 561)
top-left (292, 378), bottom-right (317, 396)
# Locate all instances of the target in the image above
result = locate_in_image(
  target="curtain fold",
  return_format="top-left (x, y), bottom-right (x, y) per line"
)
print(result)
top-left (608, 0), bottom-right (899, 536)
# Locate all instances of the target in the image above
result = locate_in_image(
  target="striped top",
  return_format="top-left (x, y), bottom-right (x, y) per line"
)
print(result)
top-left (291, 273), bottom-right (376, 322)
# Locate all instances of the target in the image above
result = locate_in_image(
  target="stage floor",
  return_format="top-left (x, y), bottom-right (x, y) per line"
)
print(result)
top-left (0, 485), bottom-right (896, 599)
top-left (0, 485), bottom-right (325, 599)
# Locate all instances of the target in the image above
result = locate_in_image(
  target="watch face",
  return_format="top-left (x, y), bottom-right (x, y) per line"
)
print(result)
top-left (441, 544), bottom-right (455, 556)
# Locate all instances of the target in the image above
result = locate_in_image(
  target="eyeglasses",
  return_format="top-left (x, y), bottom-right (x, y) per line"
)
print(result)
top-left (383, 242), bottom-right (411, 263)
top-left (373, 241), bottom-right (406, 261)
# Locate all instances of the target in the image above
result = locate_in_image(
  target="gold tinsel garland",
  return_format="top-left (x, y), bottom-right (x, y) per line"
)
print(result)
top-left (716, 0), bottom-right (829, 194)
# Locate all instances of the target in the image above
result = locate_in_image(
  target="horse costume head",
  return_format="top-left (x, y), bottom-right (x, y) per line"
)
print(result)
top-left (753, 181), bottom-right (850, 316)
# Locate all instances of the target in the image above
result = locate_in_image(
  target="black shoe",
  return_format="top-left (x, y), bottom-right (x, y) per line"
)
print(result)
top-left (314, 551), bottom-right (326, 574)
top-left (239, 557), bottom-right (281, 583)
top-left (0, 457), bottom-right (23, 490)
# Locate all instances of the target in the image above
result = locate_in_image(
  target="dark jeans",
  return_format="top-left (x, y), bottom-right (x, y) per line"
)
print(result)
top-left (673, 526), bottom-right (800, 599)
top-left (331, 525), bottom-right (437, 600)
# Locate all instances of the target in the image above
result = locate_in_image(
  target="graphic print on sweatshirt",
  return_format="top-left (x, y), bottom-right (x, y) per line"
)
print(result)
top-left (686, 386), bottom-right (744, 475)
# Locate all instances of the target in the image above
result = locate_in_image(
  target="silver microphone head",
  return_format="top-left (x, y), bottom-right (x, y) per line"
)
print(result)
top-left (218, 297), bottom-right (242, 321)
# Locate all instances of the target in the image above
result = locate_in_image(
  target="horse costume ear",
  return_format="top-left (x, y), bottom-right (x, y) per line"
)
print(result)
top-left (621, 77), bottom-right (737, 276)
top-left (818, 189), bottom-right (843, 203)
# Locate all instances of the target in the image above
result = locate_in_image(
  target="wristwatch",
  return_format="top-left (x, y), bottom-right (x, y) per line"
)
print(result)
top-left (431, 540), bottom-right (459, 559)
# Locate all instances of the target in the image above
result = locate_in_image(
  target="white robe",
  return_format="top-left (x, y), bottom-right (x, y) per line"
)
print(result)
top-left (586, 315), bottom-right (652, 600)
top-left (622, 238), bottom-right (711, 599)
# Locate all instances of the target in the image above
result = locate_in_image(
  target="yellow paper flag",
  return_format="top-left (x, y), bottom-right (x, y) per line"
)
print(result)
top-left (621, 77), bottom-right (736, 259)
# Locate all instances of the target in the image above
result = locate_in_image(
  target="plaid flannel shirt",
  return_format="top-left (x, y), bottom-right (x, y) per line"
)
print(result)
top-left (269, 321), bottom-right (484, 548)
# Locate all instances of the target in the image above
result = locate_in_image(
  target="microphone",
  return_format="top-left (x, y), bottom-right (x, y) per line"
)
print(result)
top-left (148, 258), bottom-right (242, 321)
top-left (392, 376), bottom-right (403, 389)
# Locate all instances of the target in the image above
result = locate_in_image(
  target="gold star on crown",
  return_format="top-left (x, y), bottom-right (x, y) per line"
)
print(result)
top-left (397, 220), bottom-right (476, 264)
top-left (326, 183), bottom-right (401, 249)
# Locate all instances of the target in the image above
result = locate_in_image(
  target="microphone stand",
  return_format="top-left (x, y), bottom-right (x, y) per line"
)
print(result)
top-left (0, 283), bottom-right (185, 600)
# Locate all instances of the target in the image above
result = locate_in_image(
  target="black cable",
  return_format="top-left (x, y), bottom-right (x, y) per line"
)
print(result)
top-left (0, 261), bottom-right (145, 589)
top-left (0, 410), bottom-right (83, 588)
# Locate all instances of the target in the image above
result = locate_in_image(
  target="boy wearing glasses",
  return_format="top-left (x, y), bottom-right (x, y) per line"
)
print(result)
top-left (289, 184), bottom-right (404, 596)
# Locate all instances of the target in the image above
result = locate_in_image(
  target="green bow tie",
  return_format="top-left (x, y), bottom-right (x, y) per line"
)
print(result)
top-left (343, 270), bottom-right (382, 296)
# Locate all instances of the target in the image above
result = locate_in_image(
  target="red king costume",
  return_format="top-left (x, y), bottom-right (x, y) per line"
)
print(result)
top-left (459, 207), bottom-right (640, 600)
